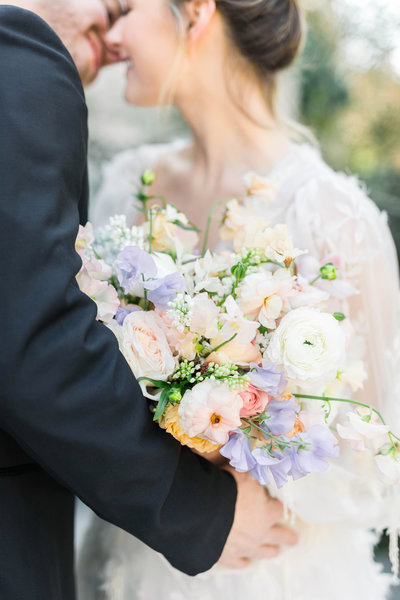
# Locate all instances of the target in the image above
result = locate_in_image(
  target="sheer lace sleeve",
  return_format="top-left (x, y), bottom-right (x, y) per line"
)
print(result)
top-left (268, 173), bottom-right (400, 529)
top-left (90, 139), bottom-right (188, 230)
top-left (287, 172), bottom-right (400, 428)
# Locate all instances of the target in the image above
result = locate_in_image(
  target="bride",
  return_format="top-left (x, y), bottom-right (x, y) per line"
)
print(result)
top-left (79, 0), bottom-right (400, 598)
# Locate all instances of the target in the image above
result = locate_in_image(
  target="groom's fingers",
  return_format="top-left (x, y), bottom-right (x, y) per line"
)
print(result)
top-left (264, 525), bottom-right (299, 547)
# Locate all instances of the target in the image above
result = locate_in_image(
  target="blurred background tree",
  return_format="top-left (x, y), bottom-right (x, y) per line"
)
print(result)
top-left (298, 0), bottom-right (400, 254)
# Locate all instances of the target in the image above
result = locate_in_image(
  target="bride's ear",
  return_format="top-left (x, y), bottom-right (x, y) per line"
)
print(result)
top-left (184, 0), bottom-right (216, 47)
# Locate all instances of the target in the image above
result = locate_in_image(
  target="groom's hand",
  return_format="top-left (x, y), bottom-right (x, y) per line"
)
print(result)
top-left (218, 469), bottom-right (298, 569)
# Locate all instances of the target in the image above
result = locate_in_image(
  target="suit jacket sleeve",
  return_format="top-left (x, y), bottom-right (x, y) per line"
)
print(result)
top-left (0, 7), bottom-right (236, 575)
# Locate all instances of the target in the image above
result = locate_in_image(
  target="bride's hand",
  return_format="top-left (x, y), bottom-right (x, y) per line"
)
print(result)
top-left (219, 467), bottom-right (298, 569)
top-left (192, 447), bottom-right (228, 467)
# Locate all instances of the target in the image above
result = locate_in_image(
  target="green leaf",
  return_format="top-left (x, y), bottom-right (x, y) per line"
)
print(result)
top-left (136, 192), bottom-right (149, 203)
top-left (241, 426), bottom-right (252, 437)
top-left (153, 388), bottom-right (171, 421)
top-left (333, 312), bottom-right (346, 321)
top-left (137, 377), bottom-right (169, 389)
top-left (171, 220), bottom-right (201, 232)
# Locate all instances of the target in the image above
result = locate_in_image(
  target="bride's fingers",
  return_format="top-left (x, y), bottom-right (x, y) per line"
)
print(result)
top-left (219, 556), bottom-right (252, 569)
top-left (251, 544), bottom-right (281, 560)
top-left (264, 525), bottom-right (299, 547)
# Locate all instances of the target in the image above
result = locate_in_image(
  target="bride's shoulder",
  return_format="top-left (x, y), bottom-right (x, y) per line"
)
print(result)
top-left (281, 143), bottom-right (391, 260)
top-left (288, 143), bottom-right (380, 218)
top-left (100, 138), bottom-right (188, 186)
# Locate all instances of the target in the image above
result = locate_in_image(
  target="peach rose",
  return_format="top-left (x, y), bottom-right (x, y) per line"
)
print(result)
top-left (120, 311), bottom-right (175, 393)
top-left (207, 336), bottom-right (262, 367)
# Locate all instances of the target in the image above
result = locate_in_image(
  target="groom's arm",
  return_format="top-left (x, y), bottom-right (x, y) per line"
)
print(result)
top-left (0, 6), bottom-right (236, 575)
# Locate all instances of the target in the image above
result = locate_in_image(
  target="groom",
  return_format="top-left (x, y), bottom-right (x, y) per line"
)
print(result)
top-left (0, 2), bottom-right (297, 599)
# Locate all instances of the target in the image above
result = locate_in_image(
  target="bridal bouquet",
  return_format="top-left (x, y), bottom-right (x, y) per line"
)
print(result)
top-left (76, 171), bottom-right (400, 491)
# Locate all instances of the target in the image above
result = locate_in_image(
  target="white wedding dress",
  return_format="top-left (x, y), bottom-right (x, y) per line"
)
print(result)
top-left (78, 140), bottom-right (400, 600)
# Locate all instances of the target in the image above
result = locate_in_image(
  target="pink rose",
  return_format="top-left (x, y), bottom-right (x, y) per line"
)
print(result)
top-left (239, 384), bottom-right (270, 418)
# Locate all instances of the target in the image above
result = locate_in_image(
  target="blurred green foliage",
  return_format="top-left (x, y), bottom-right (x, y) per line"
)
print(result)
top-left (298, 5), bottom-right (400, 257)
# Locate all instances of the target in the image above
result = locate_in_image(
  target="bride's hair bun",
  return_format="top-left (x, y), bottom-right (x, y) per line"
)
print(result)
top-left (217, 0), bottom-right (304, 74)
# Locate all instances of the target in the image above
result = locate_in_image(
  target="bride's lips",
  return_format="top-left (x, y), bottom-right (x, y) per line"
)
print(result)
top-left (87, 31), bottom-right (104, 74)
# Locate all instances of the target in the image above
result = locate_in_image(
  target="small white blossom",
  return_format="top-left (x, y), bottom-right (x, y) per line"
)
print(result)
top-left (167, 293), bottom-right (194, 332)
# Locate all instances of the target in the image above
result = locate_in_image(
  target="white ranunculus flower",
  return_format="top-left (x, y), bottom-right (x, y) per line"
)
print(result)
top-left (120, 311), bottom-right (175, 395)
top-left (266, 307), bottom-right (346, 383)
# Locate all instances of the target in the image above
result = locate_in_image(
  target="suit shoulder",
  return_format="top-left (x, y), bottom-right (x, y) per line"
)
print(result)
top-left (0, 5), bottom-right (83, 97)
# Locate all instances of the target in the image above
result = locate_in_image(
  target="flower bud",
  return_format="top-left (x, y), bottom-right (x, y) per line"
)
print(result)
top-left (170, 389), bottom-right (182, 403)
top-left (141, 170), bottom-right (156, 186)
top-left (320, 262), bottom-right (337, 280)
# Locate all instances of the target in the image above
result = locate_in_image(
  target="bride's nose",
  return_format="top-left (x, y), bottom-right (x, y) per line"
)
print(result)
top-left (103, 18), bottom-right (128, 63)
top-left (104, 18), bottom-right (124, 53)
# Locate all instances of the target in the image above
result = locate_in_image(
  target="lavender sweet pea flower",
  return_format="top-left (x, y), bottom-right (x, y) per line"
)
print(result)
top-left (220, 430), bottom-right (257, 472)
top-left (115, 246), bottom-right (157, 294)
top-left (251, 448), bottom-right (291, 488)
top-left (115, 306), bottom-right (141, 326)
top-left (262, 397), bottom-right (300, 436)
top-left (144, 272), bottom-right (186, 311)
top-left (287, 425), bottom-right (339, 480)
top-left (249, 360), bottom-right (287, 397)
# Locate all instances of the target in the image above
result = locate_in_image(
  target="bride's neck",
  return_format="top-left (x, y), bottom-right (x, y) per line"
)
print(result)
top-left (175, 71), bottom-right (290, 189)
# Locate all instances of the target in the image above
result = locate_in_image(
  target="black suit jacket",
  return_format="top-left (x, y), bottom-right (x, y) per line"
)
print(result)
top-left (0, 7), bottom-right (236, 599)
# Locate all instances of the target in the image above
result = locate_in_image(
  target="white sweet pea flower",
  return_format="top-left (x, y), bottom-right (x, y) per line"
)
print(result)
top-left (289, 275), bottom-right (330, 309)
top-left (266, 307), bottom-right (346, 383)
top-left (337, 359), bottom-right (367, 392)
top-left (152, 251), bottom-right (179, 278)
top-left (219, 296), bottom-right (259, 343)
top-left (76, 222), bottom-right (95, 251)
top-left (261, 224), bottom-right (305, 264)
top-left (336, 411), bottom-right (389, 452)
top-left (190, 293), bottom-right (220, 339)
top-left (237, 269), bottom-right (294, 329)
top-left (76, 268), bottom-right (120, 323)
top-left (244, 172), bottom-right (277, 203)
top-left (191, 251), bottom-right (233, 295)
top-left (375, 453), bottom-right (400, 484)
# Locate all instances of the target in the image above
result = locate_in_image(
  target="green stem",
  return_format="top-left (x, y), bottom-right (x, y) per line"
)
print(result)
top-left (310, 274), bottom-right (321, 285)
top-left (141, 274), bottom-right (148, 311)
top-left (205, 333), bottom-right (237, 357)
top-left (389, 431), bottom-right (400, 445)
top-left (293, 393), bottom-right (387, 426)
top-left (202, 198), bottom-right (231, 257)
top-left (266, 258), bottom-right (287, 269)
top-left (148, 208), bottom-right (153, 254)
top-left (241, 418), bottom-right (306, 450)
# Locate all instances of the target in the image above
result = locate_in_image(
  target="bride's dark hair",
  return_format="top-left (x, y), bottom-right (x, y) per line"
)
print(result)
top-left (214, 0), bottom-right (303, 75)
top-left (171, 0), bottom-right (304, 117)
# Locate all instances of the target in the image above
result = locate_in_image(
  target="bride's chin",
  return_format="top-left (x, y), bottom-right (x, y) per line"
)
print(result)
top-left (124, 88), bottom-right (159, 108)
